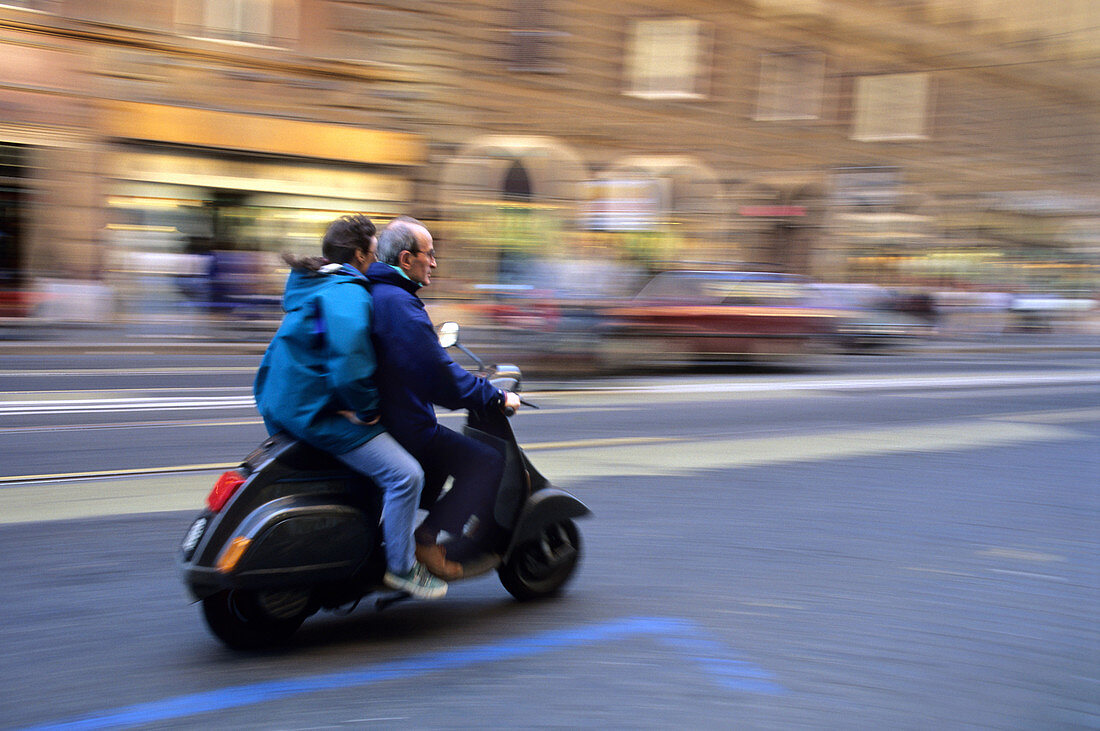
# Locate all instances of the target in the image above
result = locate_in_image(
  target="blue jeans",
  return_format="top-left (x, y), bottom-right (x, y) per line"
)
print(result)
top-left (337, 432), bottom-right (424, 575)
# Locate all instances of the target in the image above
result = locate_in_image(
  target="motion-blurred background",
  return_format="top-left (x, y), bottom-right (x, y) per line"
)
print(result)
top-left (0, 0), bottom-right (1096, 367)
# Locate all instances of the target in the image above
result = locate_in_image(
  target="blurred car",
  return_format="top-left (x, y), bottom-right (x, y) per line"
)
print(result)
top-left (1010, 293), bottom-right (1097, 332)
top-left (808, 283), bottom-right (935, 350)
top-left (600, 270), bottom-right (841, 365)
top-left (0, 269), bottom-right (34, 317)
top-left (462, 259), bottom-right (644, 369)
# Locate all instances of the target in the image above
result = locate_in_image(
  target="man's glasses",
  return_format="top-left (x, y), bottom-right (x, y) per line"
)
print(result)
top-left (409, 248), bottom-right (436, 261)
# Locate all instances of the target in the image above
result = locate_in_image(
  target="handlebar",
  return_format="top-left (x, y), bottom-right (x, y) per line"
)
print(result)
top-left (501, 397), bottom-right (538, 418)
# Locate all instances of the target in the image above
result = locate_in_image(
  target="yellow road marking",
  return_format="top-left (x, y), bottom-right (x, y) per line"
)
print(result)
top-left (523, 436), bottom-right (683, 451)
top-left (0, 437), bottom-right (681, 483)
top-left (0, 463), bottom-right (236, 485)
top-left (0, 417), bottom-right (1089, 525)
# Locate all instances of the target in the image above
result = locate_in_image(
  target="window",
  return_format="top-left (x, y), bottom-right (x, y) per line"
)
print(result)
top-left (852, 73), bottom-right (931, 141)
top-left (625, 18), bottom-right (709, 100)
top-left (756, 51), bottom-right (825, 121)
top-left (203, 0), bottom-right (272, 43)
top-left (752, 0), bottom-right (825, 17)
top-left (0, 0), bottom-right (53, 9)
top-left (508, 0), bottom-right (564, 73)
top-left (177, 0), bottom-right (289, 46)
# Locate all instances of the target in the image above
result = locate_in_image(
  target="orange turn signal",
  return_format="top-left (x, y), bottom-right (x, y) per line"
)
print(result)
top-left (216, 536), bottom-right (252, 573)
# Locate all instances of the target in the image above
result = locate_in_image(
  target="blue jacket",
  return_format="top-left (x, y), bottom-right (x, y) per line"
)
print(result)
top-left (365, 262), bottom-right (502, 453)
top-left (253, 264), bottom-right (384, 454)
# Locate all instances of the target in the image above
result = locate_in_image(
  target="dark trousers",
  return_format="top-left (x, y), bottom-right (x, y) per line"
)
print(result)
top-left (414, 425), bottom-right (505, 547)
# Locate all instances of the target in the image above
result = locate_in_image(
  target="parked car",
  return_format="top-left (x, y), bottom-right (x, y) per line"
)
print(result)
top-left (599, 270), bottom-right (840, 366)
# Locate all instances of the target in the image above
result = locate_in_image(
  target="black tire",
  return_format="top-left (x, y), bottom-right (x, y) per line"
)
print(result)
top-left (498, 520), bottom-right (581, 601)
top-left (201, 589), bottom-right (311, 650)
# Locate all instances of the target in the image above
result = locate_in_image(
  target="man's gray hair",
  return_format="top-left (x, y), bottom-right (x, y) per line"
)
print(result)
top-left (376, 216), bottom-right (425, 266)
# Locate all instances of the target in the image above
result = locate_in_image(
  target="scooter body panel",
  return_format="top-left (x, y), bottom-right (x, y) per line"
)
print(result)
top-left (181, 434), bottom-right (385, 602)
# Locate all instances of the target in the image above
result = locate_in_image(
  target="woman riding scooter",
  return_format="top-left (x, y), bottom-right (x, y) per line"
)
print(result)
top-left (253, 214), bottom-right (445, 600)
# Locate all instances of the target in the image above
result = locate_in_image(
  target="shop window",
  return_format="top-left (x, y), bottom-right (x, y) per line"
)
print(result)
top-left (0, 144), bottom-right (26, 304)
top-left (0, 144), bottom-right (24, 180)
top-left (852, 72), bottom-right (931, 141)
top-left (755, 50), bottom-right (825, 121)
top-left (625, 17), bottom-right (709, 100)
top-left (508, 0), bottom-right (565, 73)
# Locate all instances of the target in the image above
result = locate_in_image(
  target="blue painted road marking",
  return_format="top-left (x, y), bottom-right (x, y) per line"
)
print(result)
top-left (26, 616), bottom-right (783, 730)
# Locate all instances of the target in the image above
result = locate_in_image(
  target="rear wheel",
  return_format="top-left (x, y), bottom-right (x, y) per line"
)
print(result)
top-left (201, 589), bottom-right (312, 650)
top-left (498, 520), bottom-right (581, 601)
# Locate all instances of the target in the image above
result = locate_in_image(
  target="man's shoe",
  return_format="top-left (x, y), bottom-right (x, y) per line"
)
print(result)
top-left (383, 561), bottom-right (447, 600)
top-left (416, 543), bottom-right (463, 581)
top-left (442, 536), bottom-right (502, 578)
top-left (458, 551), bottom-right (501, 578)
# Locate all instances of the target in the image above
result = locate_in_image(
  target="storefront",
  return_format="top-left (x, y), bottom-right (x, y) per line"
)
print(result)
top-left (96, 101), bottom-right (425, 317)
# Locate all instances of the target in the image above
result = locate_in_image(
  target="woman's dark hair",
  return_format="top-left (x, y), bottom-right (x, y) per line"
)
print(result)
top-left (283, 214), bottom-right (376, 271)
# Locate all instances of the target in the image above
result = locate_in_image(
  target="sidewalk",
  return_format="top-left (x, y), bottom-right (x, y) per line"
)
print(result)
top-left (1, 312), bottom-right (1098, 361)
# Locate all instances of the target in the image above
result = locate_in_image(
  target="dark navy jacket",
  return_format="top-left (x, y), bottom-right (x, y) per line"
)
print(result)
top-left (365, 262), bottom-right (502, 453)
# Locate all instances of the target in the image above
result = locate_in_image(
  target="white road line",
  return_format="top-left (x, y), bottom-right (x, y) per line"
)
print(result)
top-left (0, 396), bottom-right (257, 415)
top-left (0, 367), bottom-right (258, 377)
top-left (567, 371), bottom-right (1100, 395)
top-left (1, 371), bottom-right (1097, 416)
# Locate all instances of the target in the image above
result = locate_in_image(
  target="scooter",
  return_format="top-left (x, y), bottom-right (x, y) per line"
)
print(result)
top-left (179, 323), bottom-right (590, 650)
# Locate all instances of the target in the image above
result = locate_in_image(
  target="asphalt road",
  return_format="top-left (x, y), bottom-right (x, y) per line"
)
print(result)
top-left (1, 348), bottom-right (1098, 729)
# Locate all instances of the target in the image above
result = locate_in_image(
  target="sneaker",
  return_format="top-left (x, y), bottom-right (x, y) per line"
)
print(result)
top-left (416, 543), bottom-right (464, 581)
top-left (384, 561), bottom-right (447, 600)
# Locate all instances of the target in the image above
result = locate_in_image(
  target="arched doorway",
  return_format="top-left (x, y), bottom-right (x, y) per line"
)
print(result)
top-left (438, 135), bottom-right (588, 285)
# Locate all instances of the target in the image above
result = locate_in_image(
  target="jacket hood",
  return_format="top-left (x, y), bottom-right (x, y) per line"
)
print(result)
top-left (282, 266), bottom-right (364, 312)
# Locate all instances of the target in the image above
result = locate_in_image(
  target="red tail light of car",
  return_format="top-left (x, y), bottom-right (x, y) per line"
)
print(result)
top-left (206, 470), bottom-right (246, 512)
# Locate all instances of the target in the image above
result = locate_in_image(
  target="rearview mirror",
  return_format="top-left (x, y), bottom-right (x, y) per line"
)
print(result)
top-left (438, 321), bottom-right (460, 349)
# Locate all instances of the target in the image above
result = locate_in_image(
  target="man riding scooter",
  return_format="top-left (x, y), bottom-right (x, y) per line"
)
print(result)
top-left (252, 215), bottom-right (446, 600)
top-left (367, 216), bottom-right (522, 579)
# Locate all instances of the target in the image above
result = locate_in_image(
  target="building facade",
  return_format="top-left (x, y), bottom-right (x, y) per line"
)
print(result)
top-left (0, 0), bottom-right (1096, 317)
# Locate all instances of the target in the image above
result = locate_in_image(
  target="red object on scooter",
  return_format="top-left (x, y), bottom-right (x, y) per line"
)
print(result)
top-left (206, 470), bottom-right (245, 512)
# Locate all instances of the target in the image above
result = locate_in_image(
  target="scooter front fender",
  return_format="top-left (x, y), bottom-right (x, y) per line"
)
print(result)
top-left (504, 488), bottom-right (591, 561)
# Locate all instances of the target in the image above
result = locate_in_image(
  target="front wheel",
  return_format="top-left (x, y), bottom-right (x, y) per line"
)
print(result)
top-left (498, 520), bottom-right (581, 601)
top-left (201, 589), bottom-right (312, 650)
